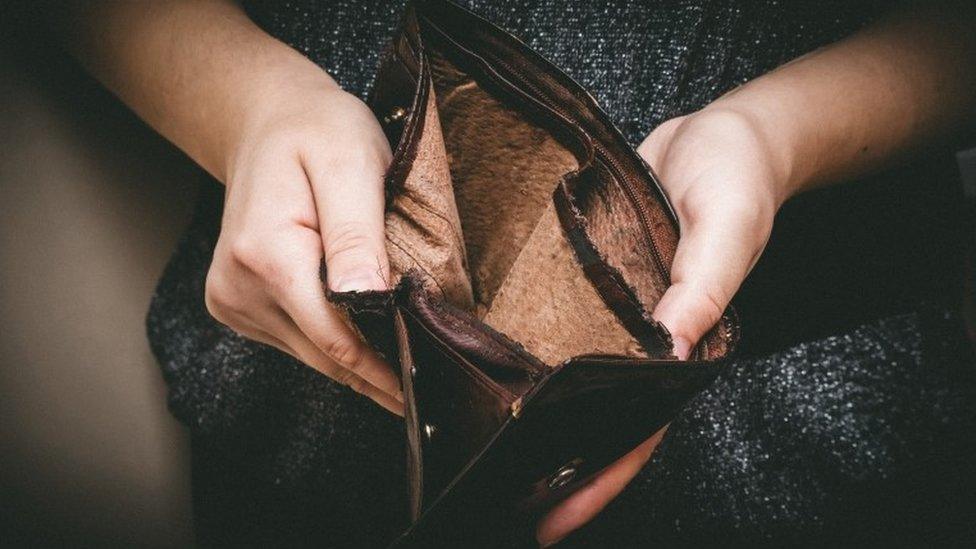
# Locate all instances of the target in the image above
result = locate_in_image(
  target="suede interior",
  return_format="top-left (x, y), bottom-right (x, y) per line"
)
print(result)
top-left (429, 50), bottom-right (580, 317)
top-left (383, 47), bottom-right (672, 365)
top-left (385, 85), bottom-right (474, 310)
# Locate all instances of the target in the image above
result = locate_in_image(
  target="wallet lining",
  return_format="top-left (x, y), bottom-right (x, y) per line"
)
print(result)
top-left (383, 43), bottom-right (654, 364)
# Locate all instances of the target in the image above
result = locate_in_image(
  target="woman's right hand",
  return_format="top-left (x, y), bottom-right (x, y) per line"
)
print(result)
top-left (64, 0), bottom-right (404, 414)
top-left (204, 77), bottom-right (404, 415)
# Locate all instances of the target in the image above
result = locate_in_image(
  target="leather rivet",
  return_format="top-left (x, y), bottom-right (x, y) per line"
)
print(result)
top-left (423, 424), bottom-right (436, 440)
top-left (547, 464), bottom-right (577, 490)
top-left (510, 398), bottom-right (523, 418)
top-left (384, 106), bottom-right (408, 124)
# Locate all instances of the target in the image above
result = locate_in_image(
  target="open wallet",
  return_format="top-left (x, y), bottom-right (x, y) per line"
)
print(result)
top-left (325, 1), bottom-right (739, 546)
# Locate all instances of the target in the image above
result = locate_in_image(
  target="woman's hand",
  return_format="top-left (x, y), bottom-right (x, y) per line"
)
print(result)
top-left (640, 108), bottom-right (782, 358)
top-left (536, 106), bottom-right (782, 546)
top-left (205, 80), bottom-right (404, 415)
top-left (64, 0), bottom-right (405, 415)
top-left (538, 2), bottom-right (976, 540)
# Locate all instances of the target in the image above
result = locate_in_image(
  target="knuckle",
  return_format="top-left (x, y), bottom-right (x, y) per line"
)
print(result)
top-left (204, 269), bottom-right (233, 323)
top-left (344, 375), bottom-right (371, 396)
top-left (330, 367), bottom-right (359, 391)
top-left (330, 367), bottom-right (351, 386)
top-left (696, 284), bottom-right (728, 326)
top-left (229, 233), bottom-right (294, 287)
top-left (324, 222), bottom-right (377, 264)
top-left (229, 233), bottom-right (266, 271)
top-left (324, 335), bottom-right (366, 370)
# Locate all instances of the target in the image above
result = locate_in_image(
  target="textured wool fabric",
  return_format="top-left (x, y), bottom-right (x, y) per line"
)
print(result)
top-left (146, 1), bottom-right (976, 546)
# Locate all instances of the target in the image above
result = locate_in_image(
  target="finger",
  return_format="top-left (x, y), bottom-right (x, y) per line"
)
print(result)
top-left (216, 306), bottom-right (401, 413)
top-left (536, 428), bottom-right (667, 547)
top-left (252, 225), bottom-right (403, 401)
top-left (280, 273), bottom-right (404, 400)
top-left (259, 304), bottom-right (404, 416)
top-left (224, 316), bottom-right (296, 355)
top-left (652, 205), bottom-right (767, 359)
top-left (281, 312), bottom-right (403, 416)
top-left (303, 128), bottom-right (391, 292)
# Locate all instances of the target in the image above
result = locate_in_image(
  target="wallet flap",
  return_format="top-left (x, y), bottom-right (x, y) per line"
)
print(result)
top-left (394, 275), bottom-right (523, 519)
top-left (391, 353), bottom-right (724, 547)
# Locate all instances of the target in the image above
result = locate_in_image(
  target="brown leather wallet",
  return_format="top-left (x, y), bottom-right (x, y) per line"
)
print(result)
top-left (327, 1), bottom-right (739, 545)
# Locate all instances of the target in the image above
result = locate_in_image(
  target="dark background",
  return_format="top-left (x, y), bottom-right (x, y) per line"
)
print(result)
top-left (0, 29), bottom-right (198, 547)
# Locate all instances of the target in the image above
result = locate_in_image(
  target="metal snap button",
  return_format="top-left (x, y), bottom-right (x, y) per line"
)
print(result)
top-left (383, 106), bottom-right (408, 125)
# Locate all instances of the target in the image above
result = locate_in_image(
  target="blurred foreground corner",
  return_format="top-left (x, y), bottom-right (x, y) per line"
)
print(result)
top-left (0, 15), bottom-right (197, 548)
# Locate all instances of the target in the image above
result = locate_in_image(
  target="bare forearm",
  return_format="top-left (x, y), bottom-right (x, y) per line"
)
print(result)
top-left (710, 1), bottom-right (976, 203)
top-left (65, 0), bottom-right (339, 181)
top-left (62, 1), bottom-right (404, 413)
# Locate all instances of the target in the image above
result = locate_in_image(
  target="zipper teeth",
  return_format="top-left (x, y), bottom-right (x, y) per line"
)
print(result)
top-left (484, 59), bottom-right (671, 284)
top-left (591, 146), bottom-right (670, 286)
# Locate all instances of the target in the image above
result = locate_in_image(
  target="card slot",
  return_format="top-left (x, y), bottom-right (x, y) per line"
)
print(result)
top-left (381, 69), bottom-right (475, 309)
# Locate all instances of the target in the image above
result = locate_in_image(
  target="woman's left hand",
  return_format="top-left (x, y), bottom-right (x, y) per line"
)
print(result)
top-left (535, 106), bottom-right (786, 546)
top-left (536, 2), bottom-right (976, 540)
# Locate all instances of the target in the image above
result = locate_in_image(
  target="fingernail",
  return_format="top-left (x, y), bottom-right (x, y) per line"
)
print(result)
top-left (331, 269), bottom-right (386, 292)
top-left (672, 336), bottom-right (692, 360)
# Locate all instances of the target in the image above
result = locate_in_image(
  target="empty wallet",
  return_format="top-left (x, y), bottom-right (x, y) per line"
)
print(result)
top-left (326, 1), bottom-right (739, 545)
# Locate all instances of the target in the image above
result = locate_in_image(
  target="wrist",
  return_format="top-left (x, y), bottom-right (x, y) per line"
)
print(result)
top-left (701, 94), bottom-right (808, 206)
top-left (671, 101), bottom-right (794, 210)
top-left (223, 58), bottom-right (346, 184)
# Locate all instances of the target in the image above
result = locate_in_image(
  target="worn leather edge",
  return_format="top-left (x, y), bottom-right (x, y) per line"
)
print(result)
top-left (367, 4), bottom-right (430, 204)
top-left (394, 307), bottom-right (424, 520)
top-left (384, 56), bottom-right (430, 203)
top-left (554, 172), bottom-right (675, 358)
top-left (415, 0), bottom-right (738, 358)
top-left (416, 0), bottom-right (679, 226)
top-left (398, 274), bottom-right (547, 387)
top-left (321, 261), bottom-right (401, 367)
top-left (417, 12), bottom-right (594, 166)
top-left (395, 273), bottom-right (522, 522)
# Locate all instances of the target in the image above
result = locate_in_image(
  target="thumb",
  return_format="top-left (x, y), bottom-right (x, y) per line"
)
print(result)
top-left (306, 148), bottom-right (391, 293)
top-left (652, 205), bottom-right (767, 359)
